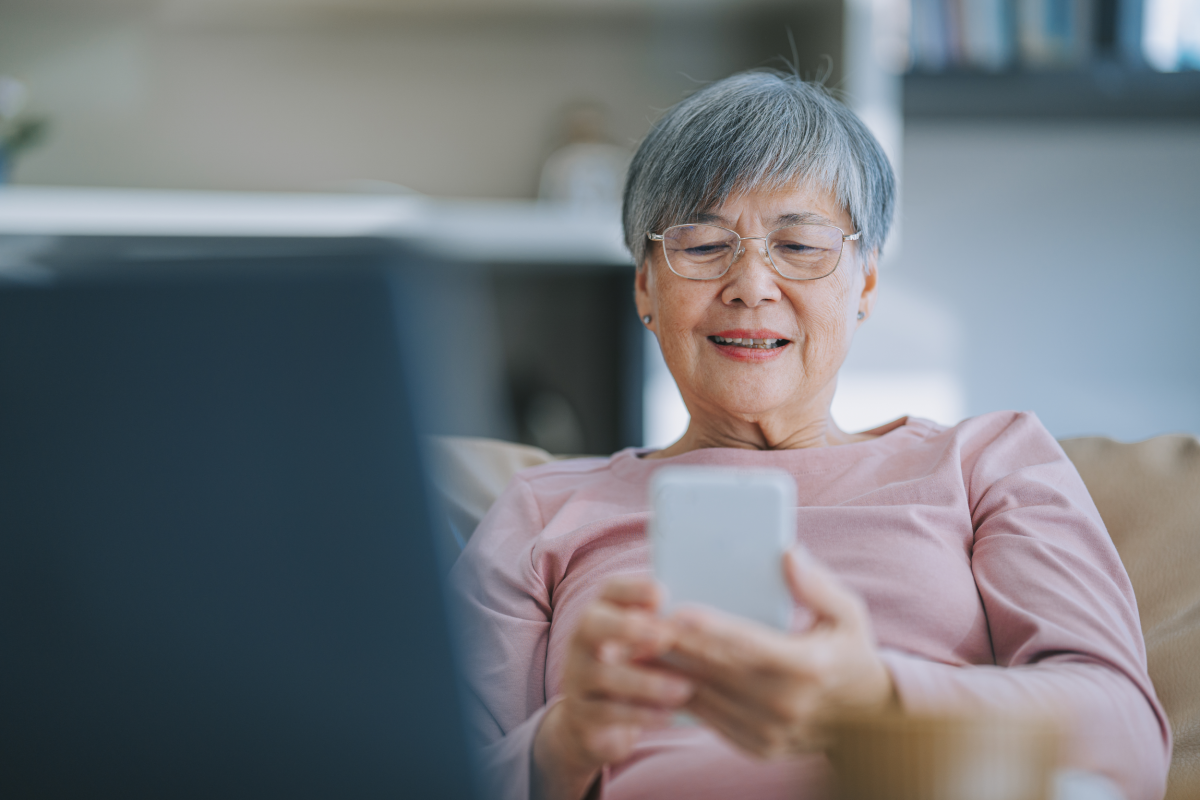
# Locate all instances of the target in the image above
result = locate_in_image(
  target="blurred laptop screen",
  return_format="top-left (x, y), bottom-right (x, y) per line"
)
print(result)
top-left (0, 239), bottom-right (477, 799)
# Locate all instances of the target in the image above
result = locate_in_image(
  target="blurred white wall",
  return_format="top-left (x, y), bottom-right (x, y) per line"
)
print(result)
top-left (874, 119), bottom-right (1200, 441)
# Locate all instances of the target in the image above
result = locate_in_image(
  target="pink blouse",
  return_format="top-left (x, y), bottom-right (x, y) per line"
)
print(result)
top-left (449, 412), bottom-right (1171, 800)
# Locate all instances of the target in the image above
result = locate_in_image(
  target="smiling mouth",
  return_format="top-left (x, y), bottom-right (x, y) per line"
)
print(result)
top-left (709, 335), bottom-right (790, 350)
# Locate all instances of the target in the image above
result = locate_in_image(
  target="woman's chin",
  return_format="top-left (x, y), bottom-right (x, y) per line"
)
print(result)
top-left (699, 389), bottom-right (800, 421)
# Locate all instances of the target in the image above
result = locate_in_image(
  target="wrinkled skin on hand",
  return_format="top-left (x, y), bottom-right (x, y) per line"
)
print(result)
top-left (533, 554), bottom-right (895, 800)
top-left (666, 550), bottom-right (896, 759)
top-left (532, 576), bottom-right (694, 800)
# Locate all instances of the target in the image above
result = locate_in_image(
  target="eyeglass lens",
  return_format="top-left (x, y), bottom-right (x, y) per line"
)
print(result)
top-left (661, 224), bottom-right (844, 280)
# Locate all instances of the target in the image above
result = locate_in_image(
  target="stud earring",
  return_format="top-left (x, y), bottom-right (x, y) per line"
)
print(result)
top-left (642, 315), bottom-right (652, 325)
top-left (857, 311), bottom-right (865, 320)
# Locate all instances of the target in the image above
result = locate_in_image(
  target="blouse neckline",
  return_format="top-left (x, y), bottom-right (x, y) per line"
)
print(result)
top-left (609, 416), bottom-right (941, 483)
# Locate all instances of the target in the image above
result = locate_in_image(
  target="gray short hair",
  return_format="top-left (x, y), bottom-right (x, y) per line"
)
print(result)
top-left (622, 70), bottom-right (895, 269)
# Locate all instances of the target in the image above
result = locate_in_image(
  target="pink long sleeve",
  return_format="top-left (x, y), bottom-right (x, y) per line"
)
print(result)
top-left (450, 476), bottom-right (555, 800)
top-left (881, 412), bottom-right (1171, 800)
top-left (449, 412), bottom-right (1171, 800)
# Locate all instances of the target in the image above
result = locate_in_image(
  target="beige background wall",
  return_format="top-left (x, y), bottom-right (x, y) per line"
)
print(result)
top-left (1, 0), bottom-right (826, 196)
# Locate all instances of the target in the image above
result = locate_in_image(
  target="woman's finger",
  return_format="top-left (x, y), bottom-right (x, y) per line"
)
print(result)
top-left (599, 574), bottom-right (664, 609)
top-left (575, 697), bottom-right (674, 729)
top-left (684, 684), bottom-right (778, 757)
top-left (688, 683), bottom-right (827, 758)
top-left (784, 550), bottom-right (867, 629)
top-left (576, 601), bottom-right (674, 656)
top-left (581, 658), bottom-right (693, 708)
top-left (667, 606), bottom-right (796, 686)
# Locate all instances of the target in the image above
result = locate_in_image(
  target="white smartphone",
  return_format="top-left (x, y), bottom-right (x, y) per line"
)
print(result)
top-left (649, 466), bottom-right (796, 630)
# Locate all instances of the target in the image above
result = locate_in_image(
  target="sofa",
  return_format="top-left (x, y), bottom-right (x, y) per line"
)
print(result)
top-left (427, 433), bottom-right (1200, 800)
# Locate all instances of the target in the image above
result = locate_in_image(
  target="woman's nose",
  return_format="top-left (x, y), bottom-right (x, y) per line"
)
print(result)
top-left (722, 243), bottom-right (782, 307)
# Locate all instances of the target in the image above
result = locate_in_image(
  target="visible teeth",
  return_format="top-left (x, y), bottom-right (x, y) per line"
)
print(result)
top-left (713, 335), bottom-right (786, 349)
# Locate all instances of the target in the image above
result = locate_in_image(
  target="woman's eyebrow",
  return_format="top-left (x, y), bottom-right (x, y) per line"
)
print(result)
top-left (773, 211), bottom-right (831, 226)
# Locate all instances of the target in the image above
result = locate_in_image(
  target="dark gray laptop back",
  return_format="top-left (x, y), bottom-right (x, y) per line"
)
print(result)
top-left (0, 241), bottom-right (477, 799)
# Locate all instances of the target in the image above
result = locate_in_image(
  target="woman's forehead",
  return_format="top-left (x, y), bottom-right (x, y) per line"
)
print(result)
top-left (693, 184), bottom-right (850, 229)
top-left (693, 209), bottom-right (836, 228)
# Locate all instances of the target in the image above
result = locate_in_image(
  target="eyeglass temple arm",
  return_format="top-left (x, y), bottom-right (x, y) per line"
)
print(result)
top-left (647, 233), bottom-right (664, 241)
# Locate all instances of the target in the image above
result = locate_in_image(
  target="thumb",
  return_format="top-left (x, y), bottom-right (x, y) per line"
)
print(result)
top-left (783, 549), bottom-right (864, 629)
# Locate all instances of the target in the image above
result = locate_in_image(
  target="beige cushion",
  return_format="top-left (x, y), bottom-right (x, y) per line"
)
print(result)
top-left (424, 436), bottom-right (556, 553)
top-left (427, 433), bottom-right (1200, 797)
top-left (1061, 435), bottom-right (1200, 800)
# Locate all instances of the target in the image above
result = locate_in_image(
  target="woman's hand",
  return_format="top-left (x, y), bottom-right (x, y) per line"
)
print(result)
top-left (666, 550), bottom-right (895, 759)
top-left (532, 576), bottom-right (694, 800)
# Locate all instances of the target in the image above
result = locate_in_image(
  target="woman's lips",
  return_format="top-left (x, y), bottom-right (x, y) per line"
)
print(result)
top-left (707, 329), bottom-right (791, 361)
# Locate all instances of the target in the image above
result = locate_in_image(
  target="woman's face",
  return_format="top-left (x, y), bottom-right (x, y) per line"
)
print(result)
top-left (635, 182), bottom-right (877, 429)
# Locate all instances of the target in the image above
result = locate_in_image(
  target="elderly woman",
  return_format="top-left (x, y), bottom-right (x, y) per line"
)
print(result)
top-left (450, 71), bottom-right (1170, 800)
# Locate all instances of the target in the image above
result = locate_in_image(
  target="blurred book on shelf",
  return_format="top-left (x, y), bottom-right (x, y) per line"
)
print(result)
top-left (1018, 0), bottom-right (1095, 66)
top-left (912, 0), bottom-right (1096, 70)
top-left (909, 0), bottom-right (1200, 72)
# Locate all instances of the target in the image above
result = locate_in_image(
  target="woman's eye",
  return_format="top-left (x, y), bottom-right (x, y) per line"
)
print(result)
top-left (682, 244), bottom-right (731, 258)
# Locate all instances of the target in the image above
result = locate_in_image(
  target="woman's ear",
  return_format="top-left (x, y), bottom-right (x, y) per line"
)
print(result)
top-left (857, 251), bottom-right (879, 322)
top-left (634, 259), bottom-right (655, 327)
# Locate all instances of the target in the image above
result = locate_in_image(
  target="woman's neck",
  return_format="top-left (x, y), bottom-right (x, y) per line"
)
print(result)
top-left (647, 408), bottom-right (874, 459)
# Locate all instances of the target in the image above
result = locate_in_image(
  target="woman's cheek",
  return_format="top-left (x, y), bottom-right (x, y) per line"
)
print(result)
top-left (656, 322), bottom-right (701, 390)
top-left (795, 287), bottom-right (856, 379)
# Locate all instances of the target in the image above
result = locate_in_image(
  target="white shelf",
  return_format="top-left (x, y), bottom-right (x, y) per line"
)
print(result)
top-left (0, 186), bottom-right (632, 267)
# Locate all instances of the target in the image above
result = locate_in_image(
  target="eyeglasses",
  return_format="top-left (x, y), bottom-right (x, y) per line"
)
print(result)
top-left (647, 223), bottom-right (861, 281)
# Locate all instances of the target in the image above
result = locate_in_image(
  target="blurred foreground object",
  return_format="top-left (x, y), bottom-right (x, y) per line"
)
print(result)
top-left (0, 187), bottom-right (643, 455)
top-left (829, 713), bottom-right (1059, 800)
top-left (0, 240), bottom-right (478, 798)
top-left (0, 77), bottom-right (49, 184)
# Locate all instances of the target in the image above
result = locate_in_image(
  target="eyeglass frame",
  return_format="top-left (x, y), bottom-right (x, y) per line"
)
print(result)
top-left (646, 223), bottom-right (862, 281)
